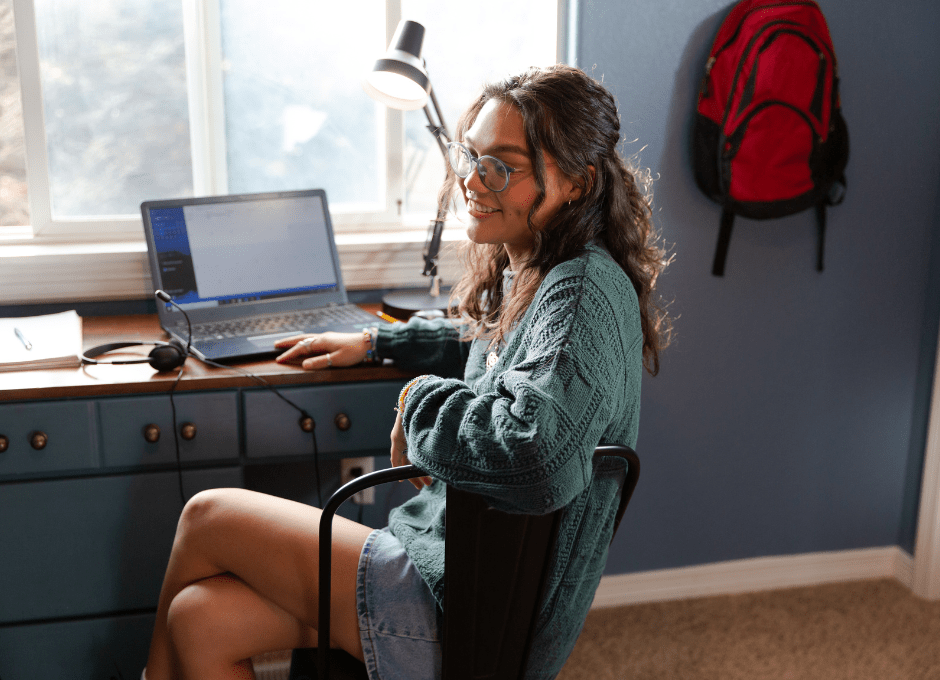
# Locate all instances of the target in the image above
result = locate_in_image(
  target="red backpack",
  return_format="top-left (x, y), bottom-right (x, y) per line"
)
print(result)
top-left (693, 0), bottom-right (849, 276)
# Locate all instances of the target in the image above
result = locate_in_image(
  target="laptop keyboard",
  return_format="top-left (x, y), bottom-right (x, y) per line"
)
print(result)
top-left (189, 305), bottom-right (377, 341)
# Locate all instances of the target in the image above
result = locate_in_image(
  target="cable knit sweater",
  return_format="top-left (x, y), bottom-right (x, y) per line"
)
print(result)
top-left (375, 243), bottom-right (643, 680)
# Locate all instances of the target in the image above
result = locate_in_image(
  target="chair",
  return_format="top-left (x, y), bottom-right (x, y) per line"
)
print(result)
top-left (288, 445), bottom-right (640, 680)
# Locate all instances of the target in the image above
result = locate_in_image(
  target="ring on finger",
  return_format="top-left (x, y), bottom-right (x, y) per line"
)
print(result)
top-left (300, 337), bottom-right (315, 348)
top-left (326, 352), bottom-right (333, 368)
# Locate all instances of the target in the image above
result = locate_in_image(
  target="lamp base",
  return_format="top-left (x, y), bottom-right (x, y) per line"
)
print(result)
top-left (382, 290), bottom-right (451, 320)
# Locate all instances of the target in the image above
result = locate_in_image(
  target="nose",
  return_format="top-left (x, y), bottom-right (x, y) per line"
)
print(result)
top-left (464, 160), bottom-right (488, 194)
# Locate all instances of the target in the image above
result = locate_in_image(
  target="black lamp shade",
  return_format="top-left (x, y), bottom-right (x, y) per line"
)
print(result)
top-left (363, 20), bottom-right (431, 111)
top-left (391, 19), bottom-right (425, 57)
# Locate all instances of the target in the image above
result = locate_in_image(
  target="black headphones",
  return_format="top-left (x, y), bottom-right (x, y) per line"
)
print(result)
top-left (81, 339), bottom-right (188, 373)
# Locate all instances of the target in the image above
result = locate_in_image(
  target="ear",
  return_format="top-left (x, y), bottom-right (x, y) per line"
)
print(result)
top-left (568, 165), bottom-right (596, 201)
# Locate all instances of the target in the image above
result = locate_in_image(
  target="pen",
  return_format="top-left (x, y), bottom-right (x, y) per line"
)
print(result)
top-left (14, 327), bottom-right (32, 350)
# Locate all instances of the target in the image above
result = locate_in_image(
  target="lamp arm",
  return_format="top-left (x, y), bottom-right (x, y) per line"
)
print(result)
top-left (424, 86), bottom-right (451, 153)
top-left (421, 85), bottom-right (451, 282)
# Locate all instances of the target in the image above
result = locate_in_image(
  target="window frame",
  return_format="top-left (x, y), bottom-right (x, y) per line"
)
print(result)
top-left (2, 0), bottom-right (571, 303)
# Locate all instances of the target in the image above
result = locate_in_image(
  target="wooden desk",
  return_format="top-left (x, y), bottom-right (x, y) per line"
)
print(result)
top-left (1, 305), bottom-right (415, 401)
top-left (0, 308), bottom-right (416, 677)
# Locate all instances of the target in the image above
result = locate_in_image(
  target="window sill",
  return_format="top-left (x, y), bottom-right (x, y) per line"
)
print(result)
top-left (0, 228), bottom-right (469, 305)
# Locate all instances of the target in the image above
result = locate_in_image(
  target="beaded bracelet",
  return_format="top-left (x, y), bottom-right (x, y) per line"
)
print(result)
top-left (362, 327), bottom-right (381, 364)
top-left (396, 375), bottom-right (431, 412)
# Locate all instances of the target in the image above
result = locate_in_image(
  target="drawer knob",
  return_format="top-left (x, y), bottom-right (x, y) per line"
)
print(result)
top-left (334, 413), bottom-right (351, 431)
top-left (30, 431), bottom-right (48, 450)
top-left (143, 424), bottom-right (161, 443)
top-left (299, 416), bottom-right (315, 433)
top-left (180, 422), bottom-right (197, 441)
top-left (0, 435), bottom-right (8, 453)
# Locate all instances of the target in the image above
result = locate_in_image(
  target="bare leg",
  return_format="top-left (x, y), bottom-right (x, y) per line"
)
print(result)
top-left (145, 488), bottom-right (372, 680)
top-left (167, 573), bottom-right (316, 679)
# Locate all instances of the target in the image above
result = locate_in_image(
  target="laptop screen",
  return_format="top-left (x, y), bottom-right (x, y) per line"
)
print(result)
top-left (147, 193), bottom-right (339, 311)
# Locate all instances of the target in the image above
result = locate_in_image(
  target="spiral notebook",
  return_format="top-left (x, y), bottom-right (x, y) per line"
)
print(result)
top-left (0, 310), bottom-right (83, 372)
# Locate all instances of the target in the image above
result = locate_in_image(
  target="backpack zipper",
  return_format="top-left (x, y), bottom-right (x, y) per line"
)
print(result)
top-left (715, 0), bottom-right (823, 56)
top-left (733, 28), bottom-right (831, 127)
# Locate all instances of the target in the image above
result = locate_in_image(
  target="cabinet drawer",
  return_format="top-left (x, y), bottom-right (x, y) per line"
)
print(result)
top-left (244, 381), bottom-right (403, 459)
top-left (0, 466), bottom-right (243, 624)
top-left (0, 400), bottom-right (97, 476)
top-left (0, 611), bottom-right (154, 680)
top-left (99, 391), bottom-right (240, 467)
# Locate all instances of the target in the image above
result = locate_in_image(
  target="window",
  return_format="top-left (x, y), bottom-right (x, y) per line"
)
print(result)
top-left (2, 0), bottom-right (565, 301)
top-left (399, 0), bottom-right (559, 221)
top-left (0, 0), bottom-right (28, 227)
top-left (218, 0), bottom-right (387, 213)
top-left (33, 0), bottom-right (193, 218)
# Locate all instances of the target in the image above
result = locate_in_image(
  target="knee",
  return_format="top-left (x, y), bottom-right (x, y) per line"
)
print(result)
top-left (166, 580), bottom-right (218, 649)
top-left (175, 487), bottom-right (239, 544)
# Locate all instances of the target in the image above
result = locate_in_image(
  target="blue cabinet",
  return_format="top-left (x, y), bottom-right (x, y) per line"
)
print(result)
top-left (0, 400), bottom-right (97, 476)
top-left (0, 377), bottom-right (407, 678)
top-left (0, 611), bottom-right (156, 679)
top-left (0, 467), bottom-right (243, 625)
top-left (244, 381), bottom-right (402, 459)
top-left (99, 391), bottom-right (240, 467)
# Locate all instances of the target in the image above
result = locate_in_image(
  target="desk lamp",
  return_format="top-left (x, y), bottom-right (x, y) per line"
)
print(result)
top-left (363, 19), bottom-right (452, 319)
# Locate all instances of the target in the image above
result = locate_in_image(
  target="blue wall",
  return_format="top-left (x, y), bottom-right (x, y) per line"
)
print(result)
top-left (581, 0), bottom-right (940, 574)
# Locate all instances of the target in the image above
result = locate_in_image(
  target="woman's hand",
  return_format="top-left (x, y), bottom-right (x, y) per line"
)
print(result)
top-left (391, 409), bottom-right (433, 490)
top-left (274, 331), bottom-right (367, 370)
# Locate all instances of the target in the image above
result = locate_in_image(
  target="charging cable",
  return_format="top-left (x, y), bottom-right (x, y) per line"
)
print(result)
top-left (154, 290), bottom-right (323, 507)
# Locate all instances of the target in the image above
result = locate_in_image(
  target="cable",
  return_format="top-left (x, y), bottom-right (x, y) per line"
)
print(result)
top-left (155, 290), bottom-right (323, 507)
top-left (168, 366), bottom-right (187, 507)
top-left (198, 356), bottom-right (323, 507)
top-left (154, 291), bottom-right (190, 507)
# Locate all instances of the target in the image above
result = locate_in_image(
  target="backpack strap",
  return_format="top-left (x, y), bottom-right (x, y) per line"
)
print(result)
top-left (716, 201), bottom-right (832, 275)
top-left (712, 206), bottom-right (735, 276)
top-left (815, 201), bottom-right (827, 272)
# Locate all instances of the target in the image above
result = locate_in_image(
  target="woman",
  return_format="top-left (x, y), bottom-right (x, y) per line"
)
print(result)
top-left (144, 64), bottom-right (670, 680)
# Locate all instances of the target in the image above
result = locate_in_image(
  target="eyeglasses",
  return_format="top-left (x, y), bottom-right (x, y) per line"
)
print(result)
top-left (446, 142), bottom-right (520, 193)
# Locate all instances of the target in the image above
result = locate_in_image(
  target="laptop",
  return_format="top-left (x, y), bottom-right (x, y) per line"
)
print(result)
top-left (141, 188), bottom-right (385, 363)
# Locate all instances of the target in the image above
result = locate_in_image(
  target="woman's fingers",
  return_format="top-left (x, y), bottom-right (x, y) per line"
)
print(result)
top-left (273, 334), bottom-right (310, 348)
top-left (275, 332), bottom-right (367, 370)
top-left (274, 335), bottom-right (317, 364)
top-left (300, 352), bottom-right (337, 371)
top-left (390, 410), bottom-right (432, 489)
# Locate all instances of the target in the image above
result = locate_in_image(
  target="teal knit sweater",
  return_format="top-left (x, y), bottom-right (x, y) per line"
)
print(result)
top-left (375, 244), bottom-right (643, 679)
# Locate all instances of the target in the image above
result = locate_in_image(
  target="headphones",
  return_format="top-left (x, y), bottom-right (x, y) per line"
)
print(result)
top-left (81, 339), bottom-right (188, 373)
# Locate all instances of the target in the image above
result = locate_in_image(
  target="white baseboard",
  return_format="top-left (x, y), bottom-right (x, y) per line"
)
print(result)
top-left (592, 546), bottom-right (915, 609)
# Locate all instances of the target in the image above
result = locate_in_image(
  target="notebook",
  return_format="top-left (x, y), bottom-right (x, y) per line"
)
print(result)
top-left (141, 189), bottom-right (385, 363)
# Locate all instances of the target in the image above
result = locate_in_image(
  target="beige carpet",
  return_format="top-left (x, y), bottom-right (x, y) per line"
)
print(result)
top-left (558, 579), bottom-right (940, 680)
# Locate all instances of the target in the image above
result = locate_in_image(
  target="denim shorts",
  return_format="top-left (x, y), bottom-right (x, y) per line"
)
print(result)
top-left (356, 527), bottom-right (443, 680)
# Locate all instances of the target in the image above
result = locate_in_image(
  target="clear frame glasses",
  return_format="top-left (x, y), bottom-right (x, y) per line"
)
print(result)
top-left (446, 142), bottom-right (520, 193)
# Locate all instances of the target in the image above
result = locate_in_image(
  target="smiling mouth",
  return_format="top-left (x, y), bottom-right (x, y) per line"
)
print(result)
top-left (467, 199), bottom-right (499, 215)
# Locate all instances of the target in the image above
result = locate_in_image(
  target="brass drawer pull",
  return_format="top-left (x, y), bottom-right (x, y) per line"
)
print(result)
top-left (299, 416), bottom-right (315, 433)
top-left (180, 422), bottom-right (197, 441)
top-left (0, 434), bottom-right (8, 453)
top-left (334, 413), bottom-right (351, 431)
top-left (30, 431), bottom-right (48, 450)
top-left (143, 424), bottom-right (161, 443)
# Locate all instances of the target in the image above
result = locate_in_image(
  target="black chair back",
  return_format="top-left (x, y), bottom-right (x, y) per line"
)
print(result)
top-left (290, 444), bottom-right (639, 680)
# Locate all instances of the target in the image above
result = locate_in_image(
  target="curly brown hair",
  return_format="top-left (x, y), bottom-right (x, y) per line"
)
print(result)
top-left (443, 65), bottom-right (672, 375)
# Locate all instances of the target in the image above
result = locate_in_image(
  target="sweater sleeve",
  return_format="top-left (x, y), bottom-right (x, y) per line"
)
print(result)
top-left (376, 315), bottom-right (471, 379)
top-left (399, 258), bottom-right (643, 514)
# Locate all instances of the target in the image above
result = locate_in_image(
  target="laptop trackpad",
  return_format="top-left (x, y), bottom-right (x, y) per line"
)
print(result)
top-left (247, 331), bottom-right (298, 347)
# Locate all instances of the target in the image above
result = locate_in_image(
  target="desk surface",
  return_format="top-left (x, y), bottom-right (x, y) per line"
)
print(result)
top-left (1, 305), bottom-right (415, 402)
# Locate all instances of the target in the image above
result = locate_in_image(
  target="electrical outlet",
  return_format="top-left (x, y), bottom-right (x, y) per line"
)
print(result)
top-left (341, 456), bottom-right (375, 504)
